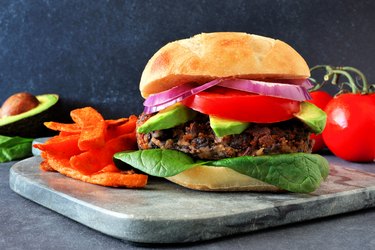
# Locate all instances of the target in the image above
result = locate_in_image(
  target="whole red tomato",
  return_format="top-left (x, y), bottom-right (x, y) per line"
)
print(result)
top-left (307, 91), bottom-right (332, 152)
top-left (323, 93), bottom-right (375, 162)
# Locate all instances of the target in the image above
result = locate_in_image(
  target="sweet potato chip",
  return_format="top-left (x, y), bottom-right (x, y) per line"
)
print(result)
top-left (44, 122), bottom-right (81, 133)
top-left (105, 133), bottom-right (137, 154)
top-left (78, 120), bottom-right (106, 150)
top-left (34, 106), bottom-right (147, 188)
top-left (70, 107), bottom-right (104, 128)
top-left (40, 159), bottom-right (56, 172)
top-left (100, 164), bottom-right (120, 173)
top-left (106, 118), bottom-right (129, 127)
top-left (44, 154), bottom-right (147, 188)
top-left (106, 115), bottom-right (137, 140)
top-left (70, 134), bottom-right (137, 175)
top-left (59, 131), bottom-right (80, 137)
top-left (34, 134), bottom-right (81, 158)
top-left (70, 107), bottom-right (106, 150)
top-left (69, 151), bottom-right (104, 175)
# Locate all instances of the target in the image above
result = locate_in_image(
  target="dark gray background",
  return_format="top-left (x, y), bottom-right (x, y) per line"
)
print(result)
top-left (0, 0), bottom-right (374, 120)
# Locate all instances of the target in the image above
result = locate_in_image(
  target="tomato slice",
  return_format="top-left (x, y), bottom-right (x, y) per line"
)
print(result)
top-left (182, 87), bottom-right (300, 123)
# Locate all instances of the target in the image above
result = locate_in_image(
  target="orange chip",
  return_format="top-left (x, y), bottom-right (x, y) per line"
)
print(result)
top-left (46, 154), bottom-right (147, 188)
top-left (106, 118), bottom-right (129, 127)
top-left (70, 107), bottom-right (104, 128)
top-left (70, 107), bottom-right (106, 150)
top-left (106, 115), bottom-right (137, 140)
top-left (105, 133), bottom-right (137, 153)
top-left (99, 164), bottom-right (120, 173)
top-left (69, 151), bottom-right (104, 175)
top-left (70, 134), bottom-right (137, 175)
top-left (36, 106), bottom-right (145, 188)
top-left (40, 160), bottom-right (56, 172)
top-left (44, 122), bottom-right (81, 133)
top-left (78, 120), bottom-right (106, 150)
top-left (34, 134), bottom-right (81, 158)
top-left (59, 131), bottom-right (80, 137)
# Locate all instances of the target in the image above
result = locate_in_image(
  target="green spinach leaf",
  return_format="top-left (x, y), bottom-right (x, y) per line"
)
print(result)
top-left (114, 149), bottom-right (330, 193)
top-left (212, 153), bottom-right (329, 193)
top-left (0, 135), bottom-right (33, 163)
top-left (114, 149), bottom-right (204, 177)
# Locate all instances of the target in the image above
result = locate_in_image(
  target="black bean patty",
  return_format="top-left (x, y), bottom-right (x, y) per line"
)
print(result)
top-left (136, 113), bottom-right (313, 160)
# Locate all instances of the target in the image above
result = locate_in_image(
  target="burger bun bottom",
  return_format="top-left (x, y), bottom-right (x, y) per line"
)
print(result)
top-left (166, 165), bottom-right (283, 192)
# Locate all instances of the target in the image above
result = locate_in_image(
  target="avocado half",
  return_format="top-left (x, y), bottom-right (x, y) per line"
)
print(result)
top-left (0, 94), bottom-right (59, 138)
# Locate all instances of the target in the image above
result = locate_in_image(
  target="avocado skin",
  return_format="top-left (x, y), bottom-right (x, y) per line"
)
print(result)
top-left (0, 94), bottom-right (59, 138)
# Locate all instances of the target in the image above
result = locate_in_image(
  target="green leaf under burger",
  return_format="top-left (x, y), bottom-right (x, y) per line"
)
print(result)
top-left (114, 149), bottom-right (329, 193)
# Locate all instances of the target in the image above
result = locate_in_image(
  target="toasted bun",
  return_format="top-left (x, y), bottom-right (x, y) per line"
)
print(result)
top-left (166, 165), bottom-right (282, 192)
top-left (140, 32), bottom-right (310, 97)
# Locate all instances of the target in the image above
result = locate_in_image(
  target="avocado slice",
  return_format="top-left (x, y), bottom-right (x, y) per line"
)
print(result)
top-left (293, 102), bottom-right (327, 134)
top-left (0, 94), bottom-right (59, 138)
top-left (137, 101), bottom-right (326, 136)
top-left (137, 103), bottom-right (197, 133)
top-left (209, 116), bottom-right (249, 137)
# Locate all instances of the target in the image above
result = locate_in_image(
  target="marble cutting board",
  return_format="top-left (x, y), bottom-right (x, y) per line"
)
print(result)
top-left (9, 156), bottom-right (375, 244)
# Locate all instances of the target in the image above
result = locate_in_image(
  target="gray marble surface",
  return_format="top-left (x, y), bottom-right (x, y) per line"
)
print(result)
top-left (1, 159), bottom-right (375, 249)
top-left (5, 156), bottom-right (375, 247)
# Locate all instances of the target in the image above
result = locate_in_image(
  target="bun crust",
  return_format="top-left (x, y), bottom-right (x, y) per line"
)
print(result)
top-left (140, 32), bottom-right (310, 97)
top-left (166, 165), bottom-right (282, 192)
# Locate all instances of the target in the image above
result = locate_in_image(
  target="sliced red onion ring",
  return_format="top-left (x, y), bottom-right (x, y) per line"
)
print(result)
top-left (303, 79), bottom-right (313, 89)
top-left (144, 97), bottom-right (190, 114)
top-left (217, 79), bottom-right (311, 101)
top-left (143, 78), bottom-right (311, 114)
top-left (144, 79), bottom-right (223, 107)
top-left (292, 79), bottom-right (313, 89)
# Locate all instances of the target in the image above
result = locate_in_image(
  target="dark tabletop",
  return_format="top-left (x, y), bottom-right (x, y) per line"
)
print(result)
top-left (1, 2), bottom-right (374, 248)
top-left (1, 159), bottom-right (375, 250)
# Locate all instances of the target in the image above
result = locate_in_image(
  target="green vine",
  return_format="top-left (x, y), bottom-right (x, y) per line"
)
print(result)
top-left (309, 65), bottom-right (374, 95)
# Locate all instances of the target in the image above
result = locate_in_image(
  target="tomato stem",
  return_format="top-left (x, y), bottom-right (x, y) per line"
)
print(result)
top-left (331, 69), bottom-right (358, 93)
top-left (310, 65), bottom-right (373, 94)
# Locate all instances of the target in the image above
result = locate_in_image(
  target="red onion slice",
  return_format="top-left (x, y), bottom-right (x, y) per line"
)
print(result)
top-left (218, 79), bottom-right (311, 101)
top-left (302, 79), bottom-right (313, 89)
top-left (143, 78), bottom-right (311, 114)
top-left (144, 98), bottom-right (186, 114)
top-left (144, 79), bottom-right (223, 107)
top-left (291, 79), bottom-right (313, 89)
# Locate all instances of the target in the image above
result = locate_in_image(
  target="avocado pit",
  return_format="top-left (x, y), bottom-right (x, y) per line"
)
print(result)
top-left (0, 93), bottom-right (59, 137)
top-left (0, 92), bottom-right (40, 118)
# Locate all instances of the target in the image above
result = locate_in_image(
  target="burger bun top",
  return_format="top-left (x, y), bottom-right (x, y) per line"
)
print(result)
top-left (140, 32), bottom-right (310, 98)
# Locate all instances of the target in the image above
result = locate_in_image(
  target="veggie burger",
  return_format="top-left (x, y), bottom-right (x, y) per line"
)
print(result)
top-left (115, 32), bottom-right (329, 193)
